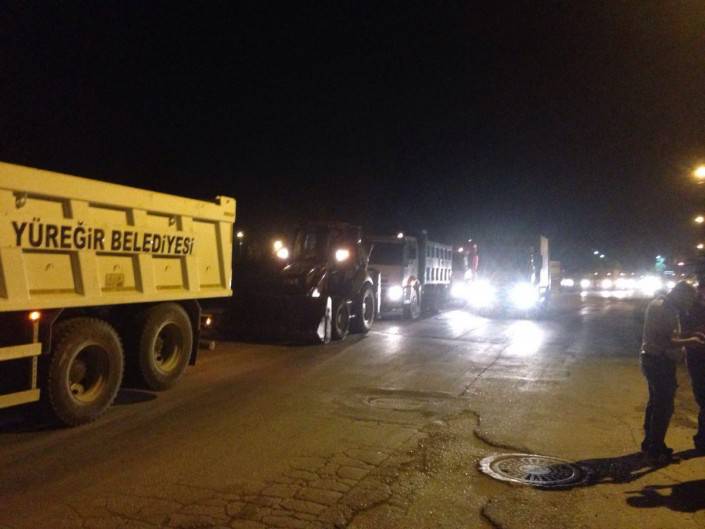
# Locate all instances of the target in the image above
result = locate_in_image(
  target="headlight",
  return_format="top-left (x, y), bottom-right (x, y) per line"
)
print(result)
top-left (276, 247), bottom-right (290, 259)
top-left (335, 248), bottom-right (350, 262)
top-left (387, 285), bottom-right (403, 301)
top-left (468, 280), bottom-right (495, 308)
top-left (579, 278), bottom-right (591, 289)
top-left (601, 278), bottom-right (613, 289)
top-left (639, 275), bottom-right (663, 295)
top-left (451, 282), bottom-right (470, 299)
top-left (560, 278), bottom-right (574, 288)
top-left (510, 282), bottom-right (539, 309)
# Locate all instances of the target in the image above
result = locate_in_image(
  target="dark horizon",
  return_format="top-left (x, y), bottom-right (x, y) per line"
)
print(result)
top-left (2, 2), bottom-right (704, 272)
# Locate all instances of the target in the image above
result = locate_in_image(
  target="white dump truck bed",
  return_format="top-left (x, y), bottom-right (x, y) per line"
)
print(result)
top-left (0, 162), bottom-right (235, 312)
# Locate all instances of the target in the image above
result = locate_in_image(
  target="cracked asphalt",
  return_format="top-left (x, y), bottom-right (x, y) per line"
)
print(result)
top-left (2, 293), bottom-right (705, 528)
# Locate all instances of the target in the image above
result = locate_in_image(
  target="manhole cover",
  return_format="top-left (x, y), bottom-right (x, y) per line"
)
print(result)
top-left (479, 453), bottom-right (589, 488)
top-left (365, 396), bottom-right (426, 411)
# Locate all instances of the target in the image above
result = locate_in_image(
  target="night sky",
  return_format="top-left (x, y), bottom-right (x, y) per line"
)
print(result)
top-left (2, 2), bottom-right (704, 271)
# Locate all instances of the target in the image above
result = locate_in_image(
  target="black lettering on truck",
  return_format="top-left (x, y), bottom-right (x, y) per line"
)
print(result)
top-left (11, 221), bottom-right (27, 245)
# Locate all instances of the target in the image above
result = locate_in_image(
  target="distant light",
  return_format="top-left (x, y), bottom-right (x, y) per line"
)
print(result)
top-left (396, 232), bottom-right (404, 239)
top-left (457, 247), bottom-right (464, 253)
top-left (28, 310), bottom-right (41, 322)
top-left (694, 165), bottom-right (705, 182)
top-left (560, 278), bottom-right (575, 288)
top-left (273, 239), bottom-right (283, 251)
top-left (601, 278), bottom-right (613, 289)
top-left (599, 254), bottom-right (605, 259)
top-left (236, 231), bottom-right (244, 239)
top-left (276, 247), bottom-right (289, 260)
top-left (695, 215), bottom-right (705, 224)
top-left (593, 272), bottom-right (599, 276)
top-left (678, 261), bottom-right (685, 266)
top-left (606, 272), bottom-right (612, 276)
top-left (698, 243), bottom-right (704, 250)
top-left (593, 250), bottom-right (599, 255)
top-left (580, 278), bottom-right (592, 289)
top-left (656, 255), bottom-right (662, 259)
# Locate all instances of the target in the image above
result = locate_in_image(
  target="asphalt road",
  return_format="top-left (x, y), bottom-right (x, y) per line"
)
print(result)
top-left (1, 293), bottom-right (705, 529)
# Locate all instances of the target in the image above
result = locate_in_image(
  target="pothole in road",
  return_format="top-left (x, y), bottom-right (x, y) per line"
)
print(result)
top-left (365, 396), bottom-right (428, 411)
top-left (479, 453), bottom-right (590, 488)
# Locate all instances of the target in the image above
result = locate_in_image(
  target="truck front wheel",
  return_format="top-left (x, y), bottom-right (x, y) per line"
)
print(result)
top-left (351, 286), bottom-right (375, 334)
top-left (47, 318), bottom-right (124, 426)
top-left (137, 303), bottom-right (193, 391)
top-left (331, 299), bottom-right (350, 341)
top-left (403, 286), bottom-right (421, 320)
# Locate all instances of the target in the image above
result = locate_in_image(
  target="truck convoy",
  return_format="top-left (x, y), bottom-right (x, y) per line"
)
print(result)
top-left (455, 235), bottom-right (551, 316)
top-left (0, 162), bottom-right (235, 425)
top-left (367, 232), bottom-right (452, 319)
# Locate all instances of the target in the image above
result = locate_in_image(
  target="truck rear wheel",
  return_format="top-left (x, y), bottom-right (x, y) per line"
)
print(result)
top-left (351, 286), bottom-right (375, 334)
top-left (47, 318), bottom-right (124, 426)
top-left (331, 299), bottom-right (350, 341)
top-left (137, 303), bottom-right (192, 391)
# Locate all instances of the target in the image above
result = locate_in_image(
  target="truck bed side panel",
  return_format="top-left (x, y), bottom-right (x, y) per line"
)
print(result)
top-left (0, 163), bottom-right (235, 311)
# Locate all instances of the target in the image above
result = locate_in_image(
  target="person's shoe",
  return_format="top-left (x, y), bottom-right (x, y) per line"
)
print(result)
top-left (646, 446), bottom-right (675, 465)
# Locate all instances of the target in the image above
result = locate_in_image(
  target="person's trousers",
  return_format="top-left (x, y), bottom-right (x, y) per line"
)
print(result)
top-left (686, 350), bottom-right (705, 448)
top-left (641, 354), bottom-right (677, 451)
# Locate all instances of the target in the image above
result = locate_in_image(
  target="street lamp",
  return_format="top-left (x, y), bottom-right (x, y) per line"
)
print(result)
top-left (695, 215), bottom-right (705, 224)
top-left (698, 243), bottom-right (704, 250)
top-left (236, 231), bottom-right (245, 239)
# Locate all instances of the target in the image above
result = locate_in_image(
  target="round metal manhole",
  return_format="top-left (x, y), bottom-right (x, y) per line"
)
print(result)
top-left (365, 396), bottom-right (426, 411)
top-left (479, 453), bottom-right (589, 488)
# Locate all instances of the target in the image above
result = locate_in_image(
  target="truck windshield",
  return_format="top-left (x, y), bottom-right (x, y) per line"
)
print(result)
top-left (292, 229), bottom-right (328, 261)
top-left (369, 242), bottom-right (403, 265)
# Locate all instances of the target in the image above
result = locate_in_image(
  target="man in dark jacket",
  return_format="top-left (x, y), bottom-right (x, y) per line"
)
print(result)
top-left (682, 279), bottom-right (705, 453)
top-left (640, 281), bottom-right (703, 463)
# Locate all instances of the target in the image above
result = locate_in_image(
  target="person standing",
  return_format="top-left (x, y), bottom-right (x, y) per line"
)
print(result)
top-left (681, 279), bottom-right (705, 453)
top-left (640, 281), bottom-right (703, 463)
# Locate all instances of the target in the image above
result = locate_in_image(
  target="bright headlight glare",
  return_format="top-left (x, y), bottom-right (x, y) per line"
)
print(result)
top-left (469, 280), bottom-right (495, 308)
top-left (451, 282), bottom-right (470, 299)
top-left (601, 278), bottom-right (613, 290)
top-left (387, 285), bottom-right (403, 301)
top-left (579, 278), bottom-right (591, 289)
top-left (560, 278), bottom-right (575, 288)
top-left (510, 282), bottom-right (539, 309)
top-left (639, 275), bottom-right (662, 295)
top-left (335, 248), bottom-right (350, 262)
top-left (276, 247), bottom-right (289, 260)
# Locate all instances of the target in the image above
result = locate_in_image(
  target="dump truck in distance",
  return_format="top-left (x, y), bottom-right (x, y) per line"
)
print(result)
top-left (368, 233), bottom-right (453, 319)
top-left (0, 162), bottom-right (235, 425)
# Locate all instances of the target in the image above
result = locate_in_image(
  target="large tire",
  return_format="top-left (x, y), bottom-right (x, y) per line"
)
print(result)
top-left (47, 318), bottom-right (124, 426)
top-left (137, 303), bottom-right (193, 391)
top-left (331, 298), bottom-right (350, 341)
top-left (351, 285), bottom-right (375, 334)
top-left (403, 285), bottom-right (421, 320)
